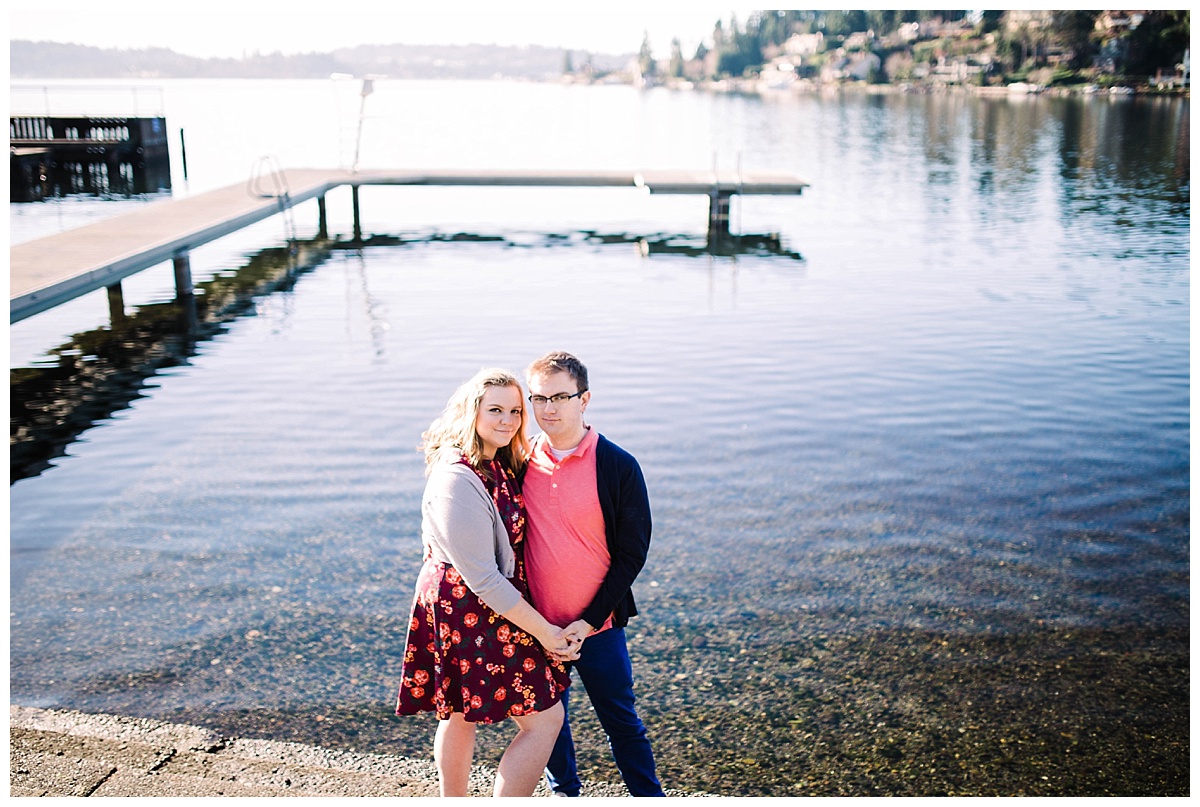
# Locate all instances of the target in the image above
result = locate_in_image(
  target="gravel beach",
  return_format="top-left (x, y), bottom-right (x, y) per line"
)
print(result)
top-left (9, 705), bottom-right (641, 797)
top-left (28, 620), bottom-right (1182, 798)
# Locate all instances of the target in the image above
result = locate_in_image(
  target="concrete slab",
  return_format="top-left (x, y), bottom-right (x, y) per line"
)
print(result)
top-left (9, 705), bottom-right (645, 797)
top-left (9, 747), bottom-right (116, 797)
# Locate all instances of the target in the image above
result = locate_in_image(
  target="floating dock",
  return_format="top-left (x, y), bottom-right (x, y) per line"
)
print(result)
top-left (9, 167), bottom-right (808, 323)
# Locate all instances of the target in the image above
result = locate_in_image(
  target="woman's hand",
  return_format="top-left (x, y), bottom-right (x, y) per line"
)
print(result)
top-left (499, 600), bottom-right (585, 662)
top-left (545, 620), bottom-right (593, 662)
top-left (541, 624), bottom-right (583, 662)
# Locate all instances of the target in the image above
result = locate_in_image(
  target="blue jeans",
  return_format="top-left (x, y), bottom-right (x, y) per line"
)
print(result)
top-left (544, 627), bottom-right (664, 797)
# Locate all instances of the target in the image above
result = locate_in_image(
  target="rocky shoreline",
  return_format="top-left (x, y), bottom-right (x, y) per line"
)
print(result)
top-left (620, 622), bottom-right (1190, 796)
top-left (649, 74), bottom-right (1188, 99)
top-left (9, 705), bottom-right (651, 797)
top-left (19, 622), bottom-right (1182, 798)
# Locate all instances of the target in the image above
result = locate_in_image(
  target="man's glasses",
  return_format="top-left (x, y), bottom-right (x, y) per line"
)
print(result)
top-left (528, 390), bottom-right (587, 407)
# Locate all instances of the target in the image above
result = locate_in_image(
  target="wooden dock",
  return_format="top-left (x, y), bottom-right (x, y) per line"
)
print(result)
top-left (10, 167), bottom-right (808, 323)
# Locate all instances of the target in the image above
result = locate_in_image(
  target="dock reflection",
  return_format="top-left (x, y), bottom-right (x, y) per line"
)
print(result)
top-left (10, 228), bottom-right (800, 482)
top-left (10, 241), bottom-right (328, 482)
top-left (341, 229), bottom-right (803, 259)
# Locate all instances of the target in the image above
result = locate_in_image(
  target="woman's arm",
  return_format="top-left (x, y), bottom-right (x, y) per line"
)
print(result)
top-left (499, 600), bottom-right (580, 658)
top-left (425, 466), bottom-right (579, 657)
top-left (424, 466), bottom-right (524, 614)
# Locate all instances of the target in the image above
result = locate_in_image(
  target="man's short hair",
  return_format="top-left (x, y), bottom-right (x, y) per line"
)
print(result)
top-left (526, 351), bottom-right (589, 393)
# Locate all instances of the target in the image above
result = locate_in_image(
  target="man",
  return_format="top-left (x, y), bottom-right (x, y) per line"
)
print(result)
top-left (521, 351), bottom-right (664, 798)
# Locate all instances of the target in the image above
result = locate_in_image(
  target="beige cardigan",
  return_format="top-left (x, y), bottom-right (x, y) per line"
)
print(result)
top-left (420, 454), bottom-right (522, 615)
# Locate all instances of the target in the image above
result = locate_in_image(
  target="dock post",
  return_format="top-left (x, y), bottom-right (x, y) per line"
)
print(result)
top-left (707, 190), bottom-right (732, 243)
top-left (179, 128), bottom-right (189, 181)
top-left (173, 253), bottom-right (194, 299)
top-left (317, 194), bottom-right (328, 239)
top-left (351, 185), bottom-right (362, 242)
top-left (106, 282), bottom-right (126, 323)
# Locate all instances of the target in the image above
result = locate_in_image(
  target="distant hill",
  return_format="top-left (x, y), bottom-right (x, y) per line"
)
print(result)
top-left (10, 40), bottom-right (633, 80)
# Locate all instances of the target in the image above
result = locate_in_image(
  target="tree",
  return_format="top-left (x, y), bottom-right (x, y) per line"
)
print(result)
top-left (757, 10), bottom-right (794, 47)
top-left (563, 49), bottom-right (574, 75)
top-left (823, 10), bottom-right (854, 37)
top-left (1051, 11), bottom-right (1101, 70)
top-left (638, 31), bottom-right (656, 77)
top-left (1124, 10), bottom-right (1191, 77)
top-left (1002, 11), bottom-right (1053, 71)
top-left (978, 11), bottom-right (1004, 35)
top-left (669, 38), bottom-right (684, 78)
top-left (715, 12), bottom-right (763, 78)
top-left (867, 10), bottom-right (904, 37)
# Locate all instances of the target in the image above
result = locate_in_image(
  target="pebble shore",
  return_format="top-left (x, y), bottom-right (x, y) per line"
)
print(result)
top-left (11, 622), bottom-right (1187, 797)
top-left (9, 705), bottom-right (645, 798)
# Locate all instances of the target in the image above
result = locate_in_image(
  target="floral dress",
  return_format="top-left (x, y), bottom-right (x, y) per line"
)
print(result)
top-left (396, 456), bottom-right (571, 723)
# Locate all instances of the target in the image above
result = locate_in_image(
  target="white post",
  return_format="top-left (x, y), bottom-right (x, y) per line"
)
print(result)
top-left (352, 77), bottom-right (375, 174)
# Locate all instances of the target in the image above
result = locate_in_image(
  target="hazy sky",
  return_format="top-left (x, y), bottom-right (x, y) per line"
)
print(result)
top-left (10, 2), bottom-right (764, 60)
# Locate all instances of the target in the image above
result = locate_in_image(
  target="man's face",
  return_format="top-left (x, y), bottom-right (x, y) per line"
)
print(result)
top-left (527, 370), bottom-right (590, 444)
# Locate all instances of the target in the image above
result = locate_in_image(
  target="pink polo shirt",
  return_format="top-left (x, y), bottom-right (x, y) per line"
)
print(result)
top-left (523, 427), bottom-right (613, 633)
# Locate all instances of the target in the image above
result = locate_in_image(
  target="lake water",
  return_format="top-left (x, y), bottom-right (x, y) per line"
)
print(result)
top-left (8, 79), bottom-right (1190, 795)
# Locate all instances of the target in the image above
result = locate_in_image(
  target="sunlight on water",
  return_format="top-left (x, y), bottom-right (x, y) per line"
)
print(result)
top-left (8, 83), bottom-right (1189, 790)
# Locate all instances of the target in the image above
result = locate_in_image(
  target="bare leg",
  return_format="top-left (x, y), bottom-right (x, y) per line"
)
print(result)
top-left (434, 713), bottom-right (476, 796)
top-left (494, 700), bottom-right (565, 797)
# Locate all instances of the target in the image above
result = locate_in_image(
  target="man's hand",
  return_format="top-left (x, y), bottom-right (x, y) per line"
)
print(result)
top-left (561, 619), bottom-right (594, 645)
top-left (546, 620), bottom-right (593, 663)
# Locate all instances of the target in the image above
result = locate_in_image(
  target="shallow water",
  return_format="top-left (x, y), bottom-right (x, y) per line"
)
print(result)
top-left (9, 80), bottom-right (1189, 793)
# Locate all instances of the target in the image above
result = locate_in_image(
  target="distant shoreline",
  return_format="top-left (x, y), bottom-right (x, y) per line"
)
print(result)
top-left (10, 72), bottom-right (1186, 100)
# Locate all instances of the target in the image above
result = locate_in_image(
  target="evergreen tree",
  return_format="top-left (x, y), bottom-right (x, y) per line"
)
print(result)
top-left (1051, 11), bottom-right (1101, 70)
top-left (824, 10), bottom-right (853, 37)
top-left (669, 38), bottom-right (685, 78)
top-left (979, 11), bottom-right (1004, 35)
top-left (758, 10), bottom-right (791, 47)
top-left (867, 10), bottom-right (902, 37)
top-left (638, 31), bottom-right (656, 77)
top-left (1124, 11), bottom-right (1190, 77)
top-left (716, 12), bottom-right (763, 78)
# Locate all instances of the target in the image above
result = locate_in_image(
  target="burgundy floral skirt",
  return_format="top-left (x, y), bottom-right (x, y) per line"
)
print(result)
top-left (395, 561), bottom-right (570, 724)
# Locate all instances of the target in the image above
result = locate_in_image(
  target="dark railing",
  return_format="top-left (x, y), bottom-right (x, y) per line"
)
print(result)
top-left (10, 115), bottom-right (172, 201)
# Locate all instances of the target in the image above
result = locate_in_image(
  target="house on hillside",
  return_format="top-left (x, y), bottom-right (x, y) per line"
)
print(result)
top-left (1095, 11), bottom-right (1146, 36)
top-left (822, 50), bottom-right (882, 82)
top-left (896, 22), bottom-right (920, 43)
top-left (919, 15), bottom-right (975, 38)
top-left (1093, 11), bottom-right (1148, 73)
top-left (844, 31), bottom-right (876, 51)
top-left (927, 55), bottom-right (987, 85)
top-left (1003, 10), bottom-right (1054, 37)
top-left (783, 32), bottom-right (825, 58)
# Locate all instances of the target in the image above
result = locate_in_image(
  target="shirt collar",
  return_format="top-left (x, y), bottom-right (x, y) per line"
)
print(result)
top-left (535, 425), bottom-right (596, 461)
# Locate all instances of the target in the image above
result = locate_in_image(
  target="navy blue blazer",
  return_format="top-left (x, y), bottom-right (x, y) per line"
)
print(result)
top-left (580, 433), bottom-right (652, 630)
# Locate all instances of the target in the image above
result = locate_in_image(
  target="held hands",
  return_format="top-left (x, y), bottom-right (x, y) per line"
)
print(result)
top-left (561, 619), bottom-right (593, 645)
top-left (545, 619), bottom-right (594, 663)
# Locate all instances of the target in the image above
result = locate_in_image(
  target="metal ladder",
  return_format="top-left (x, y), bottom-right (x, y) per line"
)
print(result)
top-left (248, 155), bottom-right (298, 254)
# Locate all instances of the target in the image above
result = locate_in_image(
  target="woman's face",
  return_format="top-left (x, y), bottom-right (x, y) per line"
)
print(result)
top-left (475, 384), bottom-right (523, 458)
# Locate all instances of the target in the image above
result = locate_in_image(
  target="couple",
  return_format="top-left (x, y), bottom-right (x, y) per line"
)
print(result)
top-left (395, 351), bottom-right (664, 797)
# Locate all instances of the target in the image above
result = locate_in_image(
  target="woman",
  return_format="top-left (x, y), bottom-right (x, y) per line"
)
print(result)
top-left (396, 368), bottom-right (578, 797)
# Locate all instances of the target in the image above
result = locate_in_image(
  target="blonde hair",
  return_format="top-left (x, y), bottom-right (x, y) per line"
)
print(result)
top-left (421, 368), bottom-right (530, 476)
